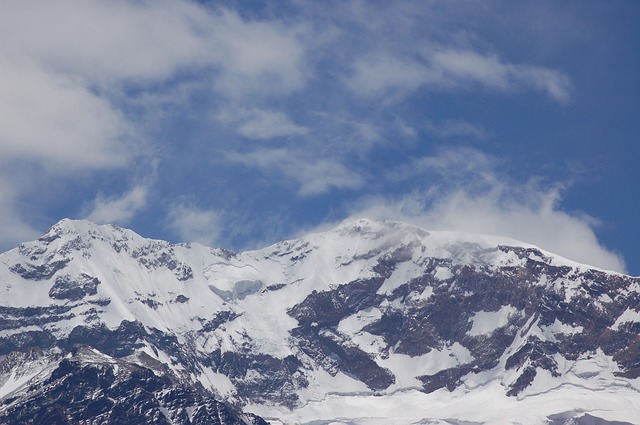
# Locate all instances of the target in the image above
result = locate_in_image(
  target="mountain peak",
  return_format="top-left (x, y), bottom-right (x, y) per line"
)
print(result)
top-left (40, 218), bottom-right (111, 243)
top-left (34, 218), bottom-right (157, 254)
top-left (43, 218), bottom-right (130, 238)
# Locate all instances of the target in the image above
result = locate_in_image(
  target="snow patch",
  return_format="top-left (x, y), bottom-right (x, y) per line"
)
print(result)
top-left (337, 308), bottom-right (382, 335)
top-left (433, 267), bottom-right (452, 281)
top-left (539, 319), bottom-right (584, 342)
top-left (377, 262), bottom-right (423, 295)
top-left (468, 305), bottom-right (518, 336)
top-left (611, 308), bottom-right (640, 330)
top-left (381, 343), bottom-right (474, 390)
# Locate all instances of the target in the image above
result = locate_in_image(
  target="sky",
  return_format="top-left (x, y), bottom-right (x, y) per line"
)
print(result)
top-left (0, 0), bottom-right (638, 275)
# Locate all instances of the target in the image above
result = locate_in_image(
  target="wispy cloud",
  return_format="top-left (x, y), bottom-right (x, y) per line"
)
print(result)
top-left (84, 185), bottom-right (148, 225)
top-left (349, 148), bottom-right (625, 273)
top-left (206, 9), bottom-right (309, 99)
top-left (216, 108), bottom-right (309, 140)
top-left (345, 49), bottom-right (571, 102)
top-left (388, 146), bottom-right (498, 184)
top-left (223, 148), bottom-right (365, 196)
top-left (344, 54), bottom-right (434, 98)
top-left (167, 203), bottom-right (221, 247)
top-left (431, 50), bottom-right (571, 102)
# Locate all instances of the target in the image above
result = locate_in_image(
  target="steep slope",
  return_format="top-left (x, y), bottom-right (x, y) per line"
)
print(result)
top-left (0, 218), bottom-right (639, 424)
top-left (0, 346), bottom-right (266, 425)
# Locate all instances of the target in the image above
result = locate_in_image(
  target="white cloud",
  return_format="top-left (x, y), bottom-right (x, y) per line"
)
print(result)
top-left (310, 112), bottom-right (384, 154)
top-left (0, 61), bottom-right (133, 170)
top-left (351, 190), bottom-right (625, 273)
top-left (224, 148), bottom-right (365, 196)
top-left (0, 0), bottom-right (205, 83)
top-left (345, 49), bottom-right (571, 103)
top-left (345, 54), bottom-right (435, 98)
top-left (388, 146), bottom-right (498, 184)
top-left (0, 177), bottom-right (40, 250)
top-left (349, 148), bottom-right (625, 273)
top-left (0, 0), bottom-right (310, 169)
top-left (431, 50), bottom-right (571, 102)
top-left (216, 108), bottom-right (309, 140)
top-left (0, 1), bottom-right (308, 95)
top-left (167, 203), bottom-right (220, 247)
top-left (84, 185), bottom-right (148, 225)
top-left (207, 9), bottom-right (308, 98)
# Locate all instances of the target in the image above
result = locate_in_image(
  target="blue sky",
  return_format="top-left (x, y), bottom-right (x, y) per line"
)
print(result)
top-left (0, 0), bottom-right (638, 275)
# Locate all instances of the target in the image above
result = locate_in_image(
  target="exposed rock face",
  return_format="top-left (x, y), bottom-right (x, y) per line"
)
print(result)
top-left (0, 218), bottom-right (639, 423)
top-left (0, 347), bottom-right (266, 425)
top-left (48, 273), bottom-right (100, 300)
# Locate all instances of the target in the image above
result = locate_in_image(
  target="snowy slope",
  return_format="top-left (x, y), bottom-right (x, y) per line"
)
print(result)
top-left (1, 218), bottom-right (639, 424)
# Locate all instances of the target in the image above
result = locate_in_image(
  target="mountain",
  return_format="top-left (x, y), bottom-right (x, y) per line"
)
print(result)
top-left (0, 218), bottom-right (639, 424)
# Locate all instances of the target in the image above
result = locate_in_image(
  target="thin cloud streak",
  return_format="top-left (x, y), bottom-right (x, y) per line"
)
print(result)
top-left (345, 49), bottom-right (571, 102)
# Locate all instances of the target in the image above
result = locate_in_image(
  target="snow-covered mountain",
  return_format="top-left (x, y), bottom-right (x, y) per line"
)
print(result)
top-left (1, 218), bottom-right (639, 424)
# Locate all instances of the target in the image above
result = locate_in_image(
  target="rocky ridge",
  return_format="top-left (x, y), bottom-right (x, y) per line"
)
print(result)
top-left (0, 218), bottom-right (638, 424)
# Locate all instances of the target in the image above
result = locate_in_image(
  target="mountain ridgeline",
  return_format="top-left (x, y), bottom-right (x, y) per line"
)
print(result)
top-left (0, 218), bottom-right (638, 424)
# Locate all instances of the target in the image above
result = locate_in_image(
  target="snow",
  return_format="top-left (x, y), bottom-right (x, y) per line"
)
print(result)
top-left (0, 355), bottom-right (56, 402)
top-left (377, 261), bottom-right (423, 295)
top-left (468, 305), bottom-right (519, 336)
top-left (198, 367), bottom-right (236, 399)
top-left (539, 318), bottom-right (584, 342)
top-left (414, 285), bottom-right (433, 301)
top-left (380, 343), bottom-right (474, 390)
top-left (250, 369), bottom-right (640, 425)
top-left (0, 369), bottom-right (40, 400)
top-left (1, 218), bottom-right (639, 424)
top-left (286, 368), bottom-right (371, 412)
top-left (611, 308), bottom-right (640, 330)
top-left (433, 266), bottom-right (452, 281)
top-left (337, 308), bottom-right (382, 335)
top-left (0, 325), bottom-right (42, 338)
